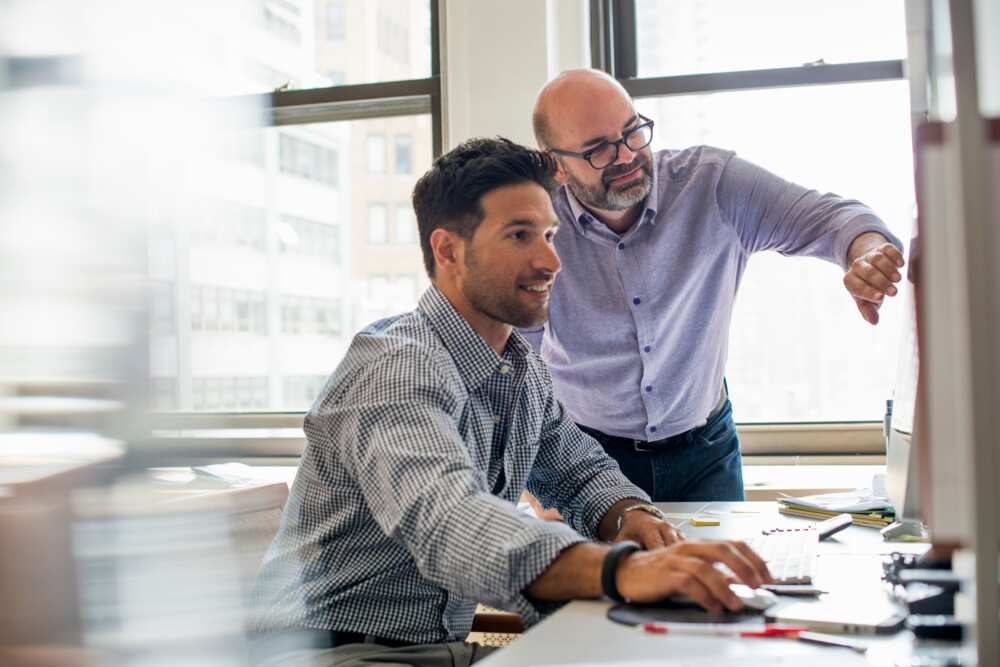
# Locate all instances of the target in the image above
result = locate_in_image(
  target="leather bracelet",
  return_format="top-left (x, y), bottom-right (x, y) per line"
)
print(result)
top-left (601, 540), bottom-right (640, 603)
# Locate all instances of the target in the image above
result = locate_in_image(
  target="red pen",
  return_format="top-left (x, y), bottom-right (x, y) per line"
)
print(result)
top-left (641, 623), bottom-right (808, 638)
top-left (640, 624), bottom-right (868, 653)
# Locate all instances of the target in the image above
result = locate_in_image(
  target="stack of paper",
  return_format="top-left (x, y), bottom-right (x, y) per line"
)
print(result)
top-left (778, 490), bottom-right (894, 528)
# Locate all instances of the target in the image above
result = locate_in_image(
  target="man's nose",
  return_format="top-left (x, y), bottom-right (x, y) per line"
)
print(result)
top-left (534, 238), bottom-right (561, 274)
top-left (614, 141), bottom-right (637, 165)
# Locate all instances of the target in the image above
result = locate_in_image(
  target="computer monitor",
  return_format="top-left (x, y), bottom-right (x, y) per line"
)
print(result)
top-left (881, 233), bottom-right (927, 541)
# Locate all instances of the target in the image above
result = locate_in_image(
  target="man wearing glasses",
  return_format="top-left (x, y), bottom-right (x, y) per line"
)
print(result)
top-left (525, 69), bottom-right (905, 502)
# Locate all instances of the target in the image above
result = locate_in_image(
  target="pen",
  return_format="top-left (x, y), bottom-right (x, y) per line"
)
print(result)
top-left (640, 624), bottom-right (868, 653)
top-left (640, 623), bottom-right (807, 638)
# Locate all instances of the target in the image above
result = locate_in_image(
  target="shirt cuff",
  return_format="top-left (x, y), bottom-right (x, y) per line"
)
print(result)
top-left (835, 213), bottom-right (904, 271)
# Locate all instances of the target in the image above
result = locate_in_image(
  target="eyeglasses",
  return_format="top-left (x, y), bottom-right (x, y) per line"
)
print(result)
top-left (549, 115), bottom-right (655, 170)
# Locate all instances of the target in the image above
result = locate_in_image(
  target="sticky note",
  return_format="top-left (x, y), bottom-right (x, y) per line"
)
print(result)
top-left (690, 516), bottom-right (720, 527)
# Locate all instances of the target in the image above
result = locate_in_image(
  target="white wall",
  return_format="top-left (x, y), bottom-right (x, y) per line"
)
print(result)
top-left (440, 0), bottom-right (589, 149)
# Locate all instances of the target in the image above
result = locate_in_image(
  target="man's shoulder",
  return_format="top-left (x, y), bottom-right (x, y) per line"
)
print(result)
top-left (654, 145), bottom-right (735, 182)
top-left (311, 310), bottom-right (462, 412)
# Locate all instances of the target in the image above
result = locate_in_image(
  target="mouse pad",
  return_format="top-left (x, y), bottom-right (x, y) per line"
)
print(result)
top-left (608, 601), bottom-right (764, 626)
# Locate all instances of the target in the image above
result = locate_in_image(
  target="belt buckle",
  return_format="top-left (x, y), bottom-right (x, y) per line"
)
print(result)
top-left (633, 439), bottom-right (658, 453)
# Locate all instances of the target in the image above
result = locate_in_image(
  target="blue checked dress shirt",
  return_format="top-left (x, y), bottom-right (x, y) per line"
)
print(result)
top-left (253, 285), bottom-right (647, 643)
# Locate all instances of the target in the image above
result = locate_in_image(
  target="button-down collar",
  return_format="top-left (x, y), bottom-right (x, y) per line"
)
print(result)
top-left (419, 285), bottom-right (531, 391)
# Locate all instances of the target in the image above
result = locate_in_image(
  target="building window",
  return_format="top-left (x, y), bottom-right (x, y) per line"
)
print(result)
top-left (277, 214), bottom-right (339, 262)
top-left (150, 282), bottom-right (175, 335)
top-left (189, 201), bottom-right (267, 252)
top-left (368, 204), bottom-right (388, 244)
top-left (192, 376), bottom-right (269, 410)
top-left (394, 134), bottom-right (413, 174)
top-left (279, 133), bottom-right (339, 187)
top-left (325, 0), bottom-right (345, 45)
top-left (367, 134), bottom-right (386, 174)
top-left (282, 374), bottom-right (327, 410)
top-left (281, 295), bottom-right (341, 336)
top-left (151, 377), bottom-right (177, 411)
top-left (376, 11), bottom-right (409, 64)
top-left (191, 285), bottom-right (267, 335)
top-left (395, 204), bottom-right (416, 245)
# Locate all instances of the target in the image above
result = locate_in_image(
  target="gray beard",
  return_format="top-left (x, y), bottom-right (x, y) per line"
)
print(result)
top-left (566, 160), bottom-right (653, 212)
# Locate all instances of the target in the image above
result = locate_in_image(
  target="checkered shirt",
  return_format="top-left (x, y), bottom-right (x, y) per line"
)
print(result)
top-left (253, 285), bottom-right (647, 643)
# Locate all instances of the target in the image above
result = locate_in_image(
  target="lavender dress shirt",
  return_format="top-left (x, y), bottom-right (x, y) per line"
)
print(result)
top-left (522, 146), bottom-right (901, 441)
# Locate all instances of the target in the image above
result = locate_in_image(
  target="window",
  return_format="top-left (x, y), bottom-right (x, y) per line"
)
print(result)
top-left (282, 374), bottom-right (327, 410)
top-left (598, 1), bottom-right (913, 423)
top-left (192, 376), bottom-right (269, 410)
top-left (394, 134), bottom-right (413, 173)
top-left (368, 203), bottom-right (388, 244)
top-left (149, 1), bottom-right (439, 413)
top-left (280, 133), bottom-right (339, 187)
top-left (634, 0), bottom-right (906, 78)
top-left (376, 11), bottom-right (410, 64)
top-left (281, 296), bottom-right (341, 336)
top-left (277, 215), bottom-right (339, 262)
top-left (395, 204), bottom-right (416, 244)
top-left (263, 6), bottom-right (302, 44)
top-left (367, 134), bottom-right (386, 174)
top-left (191, 286), bottom-right (267, 335)
top-left (325, 0), bottom-right (345, 46)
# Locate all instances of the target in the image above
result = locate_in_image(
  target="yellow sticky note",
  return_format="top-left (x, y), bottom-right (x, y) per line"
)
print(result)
top-left (690, 516), bottom-right (720, 527)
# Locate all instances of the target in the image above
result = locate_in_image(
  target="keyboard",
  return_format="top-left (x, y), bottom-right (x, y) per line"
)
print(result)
top-left (747, 528), bottom-right (819, 585)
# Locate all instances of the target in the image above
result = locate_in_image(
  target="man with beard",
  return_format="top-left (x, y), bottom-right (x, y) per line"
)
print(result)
top-left (252, 138), bottom-right (771, 667)
top-left (526, 69), bottom-right (905, 502)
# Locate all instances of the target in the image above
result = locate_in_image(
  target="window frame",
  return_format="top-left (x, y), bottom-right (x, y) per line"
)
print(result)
top-left (151, 1), bottom-right (442, 429)
top-left (588, 0), bottom-right (911, 453)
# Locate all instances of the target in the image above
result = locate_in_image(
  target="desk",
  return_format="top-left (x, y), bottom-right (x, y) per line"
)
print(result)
top-left (479, 501), bottom-right (935, 667)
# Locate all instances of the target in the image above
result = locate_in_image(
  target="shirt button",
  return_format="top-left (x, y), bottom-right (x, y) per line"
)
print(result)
top-left (645, 385), bottom-right (652, 392)
top-left (633, 297), bottom-right (641, 305)
top-left (643, 345), bottom-right (651, 353)
top-left (649, 426), bottom-right (658, 433)
top-left (499, 364), bottom-right (510, 375)
top-left (493, 415), bottom-right (501, 424)
top-left (617, 242), bottom-right (625, 250)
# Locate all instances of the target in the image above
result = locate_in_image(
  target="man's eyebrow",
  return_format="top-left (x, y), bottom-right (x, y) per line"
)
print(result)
top-left (580, 114), bottom-right (640, 149)
top-left (501, 218), bottom-right (560, 230)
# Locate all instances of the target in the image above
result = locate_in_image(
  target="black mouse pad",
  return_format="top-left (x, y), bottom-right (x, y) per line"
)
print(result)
top-left (608, 601), bottom-right (764, 626)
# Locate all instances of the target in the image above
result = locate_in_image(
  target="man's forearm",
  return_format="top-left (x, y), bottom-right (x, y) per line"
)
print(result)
top-left (524, 542), bottom-right (608, 601)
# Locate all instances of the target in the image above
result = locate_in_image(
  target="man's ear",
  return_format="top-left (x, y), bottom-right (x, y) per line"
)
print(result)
top-left (430, 228), bottom-right (461, 276)
top-left (551, 155), bottom-right (569, 185)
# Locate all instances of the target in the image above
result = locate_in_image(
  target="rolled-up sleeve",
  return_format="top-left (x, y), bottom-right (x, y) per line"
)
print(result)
top-left (332, 347), bottom-right (585, 624)
top-left (718, 154), bottom-right (903, 270)
top-left (525, 387), bottom-right (649, 540)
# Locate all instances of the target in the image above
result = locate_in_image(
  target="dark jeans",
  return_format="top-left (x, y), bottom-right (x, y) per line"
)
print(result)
top-left (579, 399), bottom-right (745, 502)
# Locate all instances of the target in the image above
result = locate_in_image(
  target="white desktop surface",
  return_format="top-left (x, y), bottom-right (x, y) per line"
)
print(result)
top-left (478, 502), bottom-right (933, 667)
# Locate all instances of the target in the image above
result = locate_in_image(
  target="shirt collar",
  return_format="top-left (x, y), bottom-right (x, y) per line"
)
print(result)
top-left (418, 285), bottom-right (530, 390)
top-left (560, 156), bottom-right (660, 233)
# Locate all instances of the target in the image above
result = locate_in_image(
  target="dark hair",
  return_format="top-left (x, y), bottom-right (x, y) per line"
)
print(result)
top-left (411, 137), bottom-right (558, 278)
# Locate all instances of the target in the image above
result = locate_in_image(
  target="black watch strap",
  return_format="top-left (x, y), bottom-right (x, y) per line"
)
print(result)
top-left (601, 540), bottom-right (641, 603)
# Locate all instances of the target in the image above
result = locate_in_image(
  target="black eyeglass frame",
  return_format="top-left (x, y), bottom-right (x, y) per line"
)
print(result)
top-left (548, 114), bottom-right (655, 169)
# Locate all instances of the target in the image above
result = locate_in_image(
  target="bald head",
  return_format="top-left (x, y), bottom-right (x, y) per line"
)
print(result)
top-left (532, 69), bottom-right (634, 150)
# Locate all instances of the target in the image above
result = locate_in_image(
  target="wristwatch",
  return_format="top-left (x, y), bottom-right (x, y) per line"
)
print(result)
top-left (615, 503), bottom-right (668, 534)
